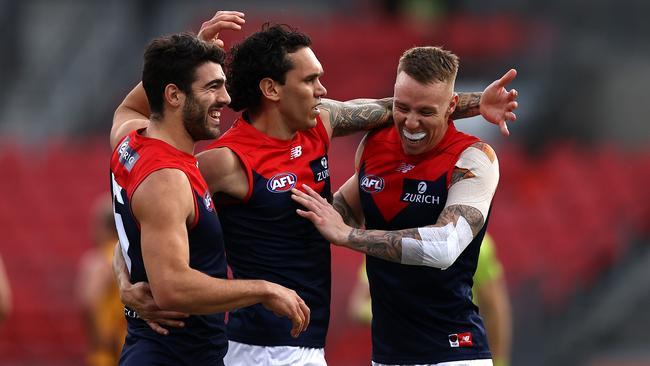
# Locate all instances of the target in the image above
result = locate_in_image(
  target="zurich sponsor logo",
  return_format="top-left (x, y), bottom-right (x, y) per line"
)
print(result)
top-left (321, 157), bottom-right (328, 169)
top-left (360, 175), bottom-right (384, 193)
top-left (267, 172), bottom-right (297, 193)
top-left (417, 181), bottom-right (427, 194)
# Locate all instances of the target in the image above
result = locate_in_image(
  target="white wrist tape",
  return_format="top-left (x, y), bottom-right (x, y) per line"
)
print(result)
top-left (401, 216), bottom-right (473, 269)
top-left (445, 146), bottom-right (499, 219)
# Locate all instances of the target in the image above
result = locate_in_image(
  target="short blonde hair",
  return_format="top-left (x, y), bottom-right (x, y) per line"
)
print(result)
top-left (397, 46), bottom-right (459, 84)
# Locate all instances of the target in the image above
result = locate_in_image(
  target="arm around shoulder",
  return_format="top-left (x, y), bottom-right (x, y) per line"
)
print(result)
top-left (110, 83), bottom-right (152, 150)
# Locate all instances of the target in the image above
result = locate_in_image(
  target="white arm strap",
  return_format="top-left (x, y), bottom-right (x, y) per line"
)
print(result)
top-left (401, 146), bottom-right (499, 269)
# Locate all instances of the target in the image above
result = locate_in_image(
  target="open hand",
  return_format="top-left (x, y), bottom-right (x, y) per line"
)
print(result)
top-left (479, 69), bottom-right (519, 136)
top-left (291, 184), bottom-right (351, 244)
top-left (197, 10), bottom-right (245, 48)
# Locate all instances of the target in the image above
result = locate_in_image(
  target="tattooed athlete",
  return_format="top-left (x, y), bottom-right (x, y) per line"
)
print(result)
top-left (115, 10), bottom-right (517, 366)
top-left (293, 47), bottom-right (512, 366)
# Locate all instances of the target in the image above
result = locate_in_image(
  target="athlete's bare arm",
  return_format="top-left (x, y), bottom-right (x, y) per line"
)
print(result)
top-left (196, 147), bottom-right (249, 199)
top-left (292, 142), bottom-right (498, 269)
top-left (113, 244), bottom-right (188, 335)
top-left (319, 69), bottom-right (518, 138)
top-left (333, 176), bottom-right (364, 229)
top-left (130, 168), bottom-right (309, 336)
top-left (110, 83), bottom-right (151, 150)
top-left (331, 136), bottom-right (366, 228)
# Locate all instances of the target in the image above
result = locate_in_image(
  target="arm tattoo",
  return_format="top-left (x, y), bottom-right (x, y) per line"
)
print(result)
top-left (470, 141), bottom-right (497, 162)
top-left (451, 92), bottom-right (482, 120)
top-left (451, 167), bottom-right (474, 185)
top-left (322, 98), bottom-right (393, 137)
top-left (344, 204), bottom-right (484, 262)
top-left (332, 192), bottom-right (362, 228)
top-left (438, 204), bottom-right (485, 236)
top-left (346, 228), bottom-right (420, 263)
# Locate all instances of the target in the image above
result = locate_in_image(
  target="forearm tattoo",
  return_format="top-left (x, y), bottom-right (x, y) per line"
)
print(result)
top-left (344, 204), bottom-right (484, 262)
top-left (347, 228), bottom-right (420, 263)
top-left (322, 98), bottom-right (393, 137)
top-left (332, 192), bottom-right (362, 228)
top-left (451, 92), bottom-right (482, 120)
top-left (438, 204), bottom-right (485, 236)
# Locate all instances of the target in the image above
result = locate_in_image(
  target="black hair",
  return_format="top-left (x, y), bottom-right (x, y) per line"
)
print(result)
top-left (142, 33), bottom-right (226, 117)
top-left (226, 24), bottom-right (311, 112)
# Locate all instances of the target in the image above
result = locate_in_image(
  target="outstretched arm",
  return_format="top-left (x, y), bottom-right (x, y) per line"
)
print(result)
top-left (292, 141), bottom-right (499, 269)
top-left (455, 69), bottom-right (519, 136)
top-left (321, 94), bottom-right (488, 138)
top-left (320, 69), bottom-right (518, 138)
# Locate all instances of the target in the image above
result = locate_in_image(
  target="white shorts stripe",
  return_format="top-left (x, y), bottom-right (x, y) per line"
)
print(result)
top-left (224, 341), bottom-right (326, 366)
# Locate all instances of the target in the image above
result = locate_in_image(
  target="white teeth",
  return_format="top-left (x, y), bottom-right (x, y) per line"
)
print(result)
top-left (209, 110), bottom-right (220, 119)
top-left (403, 130), bottom-right (426, 142)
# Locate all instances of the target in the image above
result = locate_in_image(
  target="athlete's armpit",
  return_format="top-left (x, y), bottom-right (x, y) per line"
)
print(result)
top-left (321, 98), bottom-right (393, 137)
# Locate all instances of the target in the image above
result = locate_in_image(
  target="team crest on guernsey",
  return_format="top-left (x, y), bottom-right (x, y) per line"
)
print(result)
top-left (360, 175), bottom-right (384, 193)
top-left (267, 172), bottom-right (297, 193)
top-left (203, 191), bottom-right (215, 212)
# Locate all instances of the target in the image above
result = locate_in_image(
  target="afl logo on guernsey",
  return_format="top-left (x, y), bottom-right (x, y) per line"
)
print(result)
top-left (267, 172), bottom-right (297, 193)
top-left (360, 175), bottom-right (384, 193)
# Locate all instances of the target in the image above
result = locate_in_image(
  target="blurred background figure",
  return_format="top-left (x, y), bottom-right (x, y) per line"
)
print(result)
top-left (75, 195), bottom-right (126, 366)
top-left (347, 234), bottom-right (513, 366)
top-left (0, 254), bottom-right (11, 325)
top-left (472, 234), bottom-right (512, 366)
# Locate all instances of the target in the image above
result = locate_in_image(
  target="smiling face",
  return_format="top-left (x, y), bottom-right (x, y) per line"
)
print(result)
top-left (392, 71), bottom-right (458, 155)
top-left (182, 62), bottom-right (231, 141)
top-left (276, 47), bottom-right (327, 132)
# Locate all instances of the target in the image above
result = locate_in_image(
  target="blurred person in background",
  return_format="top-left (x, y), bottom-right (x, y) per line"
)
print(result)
top-left (348, 233), bottom-right (512, 366)
top-left (75, 195), bottom-right (126, 366)
top-left (115, 10), bottom-right (518, 366)
top-left (472, 234), bottom-right (512, 366)
top-left (292, 46), bottom-right (512, 365)
top-left (109, 21), bottom-right (309, 365)
top-left (0, 253), bottom-right (11, 325)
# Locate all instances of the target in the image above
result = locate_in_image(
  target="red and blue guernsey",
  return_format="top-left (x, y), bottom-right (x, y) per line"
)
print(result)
top-left (110, 130), bottom-right (228, 365)
top-left (359, 122), bottom-right (492, 365)
top-left (206, 115), bottom-right (331, 348)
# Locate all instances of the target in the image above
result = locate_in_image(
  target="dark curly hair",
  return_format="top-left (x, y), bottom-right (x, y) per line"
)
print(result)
top-left (226, 24), bottom-right (311, 112)
top-left (142, 32), bottom-right (226, 117)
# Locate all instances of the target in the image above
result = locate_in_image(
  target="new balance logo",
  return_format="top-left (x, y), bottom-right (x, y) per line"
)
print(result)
top-left (396, 162), bottom-right (415, 173)
top-left (290, 146), bottom-right (302, 159)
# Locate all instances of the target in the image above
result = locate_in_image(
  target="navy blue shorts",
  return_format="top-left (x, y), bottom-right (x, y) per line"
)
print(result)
top-left (119, 333), bottom-right (225, 366)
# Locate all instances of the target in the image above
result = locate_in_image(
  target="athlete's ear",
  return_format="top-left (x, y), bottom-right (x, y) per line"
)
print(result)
top-left (259, 77), bottom-right (280, 102)
top-left (164, 84), bottom-right (185, 108)
top-left (447, 93), bottom-right (459, 116)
